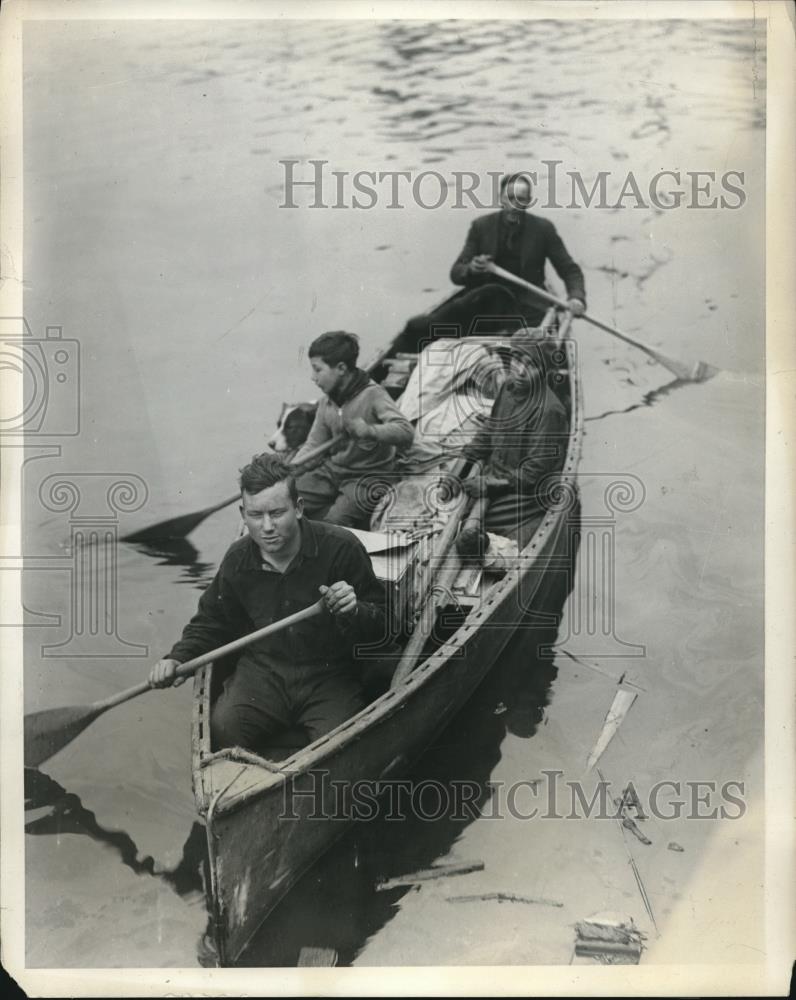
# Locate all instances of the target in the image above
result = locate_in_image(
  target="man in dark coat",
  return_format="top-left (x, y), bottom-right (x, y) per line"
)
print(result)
top-left (149, 453), bottom-right (387, 752)
top-left (389, 173), bottom-right (586, 358)
top-left (458, 336), bottom-right (570, 551)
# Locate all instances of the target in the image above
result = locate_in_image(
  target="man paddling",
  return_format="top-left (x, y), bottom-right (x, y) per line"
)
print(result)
top-left (149, 453), bottom-right (387, 752)
top-left (390, 172), bottom-right (586, 356)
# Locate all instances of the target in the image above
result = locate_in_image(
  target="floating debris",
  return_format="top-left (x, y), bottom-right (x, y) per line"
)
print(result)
top-left (614, 797), bottom-right (652, 846)
top-left (575, 913), bottom-right (645, 964)
top-left (576, 939), bottom-right (643, 961)
top-left (447, 892), bottom-right (563, 908)
top-left (297, 946), bottom-right (338, 967)
top-left (586, 688), bottom-right (638, 771)
top-left (598, 770), bottom-right (659, 935)
top-left (376, 860), bottom-right (484, 891)
top-left (667, 841), bottom-right (685, 852)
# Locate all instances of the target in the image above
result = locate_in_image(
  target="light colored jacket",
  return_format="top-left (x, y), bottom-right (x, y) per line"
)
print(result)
top-left (295, 378), bottom-right (414, 478)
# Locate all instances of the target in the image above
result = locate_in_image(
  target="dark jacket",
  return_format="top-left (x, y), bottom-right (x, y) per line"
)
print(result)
top-left (167, 518), bottom-right (386, 673)
top-left (450, 211), bottom-right (586, 321)
top-left (462, 371), bottom-right (570, 524)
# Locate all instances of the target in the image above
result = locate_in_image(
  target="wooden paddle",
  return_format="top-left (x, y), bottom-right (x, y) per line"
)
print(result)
top-left (24, 599), bottom-right (325, 769)
top-left (128, 286), bottom-right (465, 546)
top-left (455, 495), bottom-right (490, 559)
top-left (485, 262), bottom-right (717, 383)
top-left (390, 467), bottom-right (480, 688)
top-left (122, 435), bottom-right (345, 544)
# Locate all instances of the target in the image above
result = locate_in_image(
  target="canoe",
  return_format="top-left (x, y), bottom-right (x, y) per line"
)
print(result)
top-left (191, 309), bottom-right (583, 965)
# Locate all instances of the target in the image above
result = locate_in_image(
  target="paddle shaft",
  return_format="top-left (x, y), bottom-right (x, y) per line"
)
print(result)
top-left (201, 434), bottom-right (348, 515)
top-left (458, 495), bottom-right (489, 538)
top-left (487, 262), bottom-right (657, 347)
top-left (94, 599), bottom-right (325, 712)
top-left (391, 479), bottom-right (478, 688)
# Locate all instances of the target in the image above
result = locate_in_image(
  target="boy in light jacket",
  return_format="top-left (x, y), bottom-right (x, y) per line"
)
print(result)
top-left (294, 331), bottom-right (414, 528)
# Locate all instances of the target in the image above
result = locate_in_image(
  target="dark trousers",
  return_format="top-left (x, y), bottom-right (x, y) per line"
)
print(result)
top-left (389, 283), bottom-right (541, 358)
top-left (485, 500), bottom-right (545, 551)
top-left (295, 462), bottom-right (380, 529)
top-left (210, 660), bottom-right (365, 752)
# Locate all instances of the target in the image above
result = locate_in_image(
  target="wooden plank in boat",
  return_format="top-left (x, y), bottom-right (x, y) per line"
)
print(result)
top-left (297, 946), bottom-right (338, 966)
top-left (341, 527), bottom-right (415, 555)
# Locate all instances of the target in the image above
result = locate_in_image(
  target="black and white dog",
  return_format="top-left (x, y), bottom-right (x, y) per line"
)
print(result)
top-left (266, 401), bottom-right (318, 462)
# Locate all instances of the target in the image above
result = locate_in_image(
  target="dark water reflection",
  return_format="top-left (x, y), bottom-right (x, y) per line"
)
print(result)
top-left (25, 769), bottom-right (209, 900)
top-left (22, 13), bottom-right (765, 969)
top-left (238, 617), bottom-right (562, 968)
top-left (125, 539), bottom-right (217, 590)
top-left (585, 375), bottom-right (689, 423)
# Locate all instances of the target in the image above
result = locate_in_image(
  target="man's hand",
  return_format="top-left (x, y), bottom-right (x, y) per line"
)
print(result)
top-left (462, 476), bottom-right (488, 499)
top-left (149, 658), bottom-right (185, 689)
top-left (320, 581), bottom-right (358, 618)
top-left (468, 254), bottom-right (493, 275)
top-left (463, 475), bottom-right (511, 499)
top-left (567, 298), bottom-right (586, 317)
top-left (344, 416), bottom-right (376, 441)
top-left (485, 475), bottom-right (511, 495)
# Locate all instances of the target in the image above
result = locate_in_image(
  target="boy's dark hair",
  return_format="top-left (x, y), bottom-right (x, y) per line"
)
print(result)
top-left (239, 452), bottom-right (298, 503)
top-left (308, 330), bottom-right (360, 370)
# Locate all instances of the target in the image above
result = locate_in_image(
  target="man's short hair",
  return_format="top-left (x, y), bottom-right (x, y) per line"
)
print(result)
top-left (500, 172), bottom-right (533, 195)
top-left (239, 452), bottom-right (298, 504)
top-left (308, 331), bottom-right (360, 370)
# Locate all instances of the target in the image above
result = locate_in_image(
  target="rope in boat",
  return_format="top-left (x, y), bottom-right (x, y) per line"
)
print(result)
top-left (201, 745), bottom-right (287, 774)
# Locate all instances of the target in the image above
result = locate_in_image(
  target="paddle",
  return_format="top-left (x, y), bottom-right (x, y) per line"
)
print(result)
top-left (485, 262), bottom-right (717, 383)
top-left (390, 467), bottom-right (478, 688)
top-left (455, 495), bottom-right (490, 559)
top-left (24, 599), bottom-right (325, 769)
top-left (122, 435), bottom-right (345, 544)
top-left (128, 285), bottom-right (465, 546)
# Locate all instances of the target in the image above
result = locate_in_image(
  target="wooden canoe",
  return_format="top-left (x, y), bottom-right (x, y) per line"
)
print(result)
top-left (191, 312), bottom-right (583, 965)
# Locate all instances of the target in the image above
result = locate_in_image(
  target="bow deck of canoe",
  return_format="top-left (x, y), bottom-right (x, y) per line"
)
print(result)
top-left (191, 322), bottom-right (583, 965)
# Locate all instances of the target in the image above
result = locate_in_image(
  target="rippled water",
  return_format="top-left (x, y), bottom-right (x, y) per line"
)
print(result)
top-left (21, 16), bottom-right (765, 967)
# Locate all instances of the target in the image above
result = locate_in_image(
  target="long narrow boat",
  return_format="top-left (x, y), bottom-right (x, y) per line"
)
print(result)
top-left (191, 308), bottom-right (583, 965)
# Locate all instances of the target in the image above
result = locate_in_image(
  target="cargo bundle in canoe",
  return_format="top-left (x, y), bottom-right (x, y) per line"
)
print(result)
top-left (192, 307), bottom-right (583, 965)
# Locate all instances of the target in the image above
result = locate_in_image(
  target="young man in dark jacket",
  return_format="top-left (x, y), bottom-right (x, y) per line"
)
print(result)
top-left (149, 453), bottom-right (387, 752)
top-left (293, 331), bottom-right (414, 528)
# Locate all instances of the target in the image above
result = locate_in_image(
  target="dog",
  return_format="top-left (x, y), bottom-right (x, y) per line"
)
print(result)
top-left (266, 401), bottom-right (318, 462)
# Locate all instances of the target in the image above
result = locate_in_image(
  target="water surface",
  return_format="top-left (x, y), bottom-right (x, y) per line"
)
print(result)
top-left (21, 16), bottom-right (765, 967)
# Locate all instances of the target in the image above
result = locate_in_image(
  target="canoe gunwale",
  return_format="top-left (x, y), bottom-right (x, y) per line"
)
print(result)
top-left (192, 337), bottom-right (582, 820)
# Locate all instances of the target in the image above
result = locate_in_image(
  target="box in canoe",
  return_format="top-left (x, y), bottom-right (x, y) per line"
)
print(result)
top-left (191, 317), bottom-right (583, 965)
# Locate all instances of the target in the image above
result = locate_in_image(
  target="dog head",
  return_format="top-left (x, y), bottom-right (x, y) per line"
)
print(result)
top-left (267, 401), bottom-right (318, 456)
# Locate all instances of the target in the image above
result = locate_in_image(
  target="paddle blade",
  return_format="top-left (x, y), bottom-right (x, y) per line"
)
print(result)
top-left (692, 361), bottom-right (719, 383)
top-left (24, 704), bottom-right (103, 769)
top-left (647, 349), bottom-right (696, 383)
top-left (122, 510), bottom-right (212, 543)
top-left (647, 348), bottom-right (718, 385)
top-left (122, 495), bottom-right (238, 543)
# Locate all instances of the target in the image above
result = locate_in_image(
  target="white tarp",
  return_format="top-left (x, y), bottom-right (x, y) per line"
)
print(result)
top-left (398, 339), bottom-right (505, 466)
